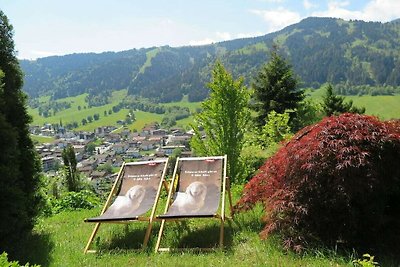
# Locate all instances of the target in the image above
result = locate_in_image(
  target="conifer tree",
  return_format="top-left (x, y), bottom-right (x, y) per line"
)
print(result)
top-left (0, 10), bottom-right (42, 255)
top-left (191, 61), bottom-right (250, 183)
top-left (322, 84), bottom-right (365, 116)
top-left (62, 145), bottom-right (80, 192)
top-left (252, 48), bottom-right (304, 127)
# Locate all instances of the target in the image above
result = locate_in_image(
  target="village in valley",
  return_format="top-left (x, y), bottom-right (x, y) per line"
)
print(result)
top-left (32, 123), bottom-right (193, 193)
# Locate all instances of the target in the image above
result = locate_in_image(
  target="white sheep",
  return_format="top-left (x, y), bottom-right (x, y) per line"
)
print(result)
top-left (106, 185), bottom-right (146, 217)
top-left (171, 181), bottom-right (207, 214)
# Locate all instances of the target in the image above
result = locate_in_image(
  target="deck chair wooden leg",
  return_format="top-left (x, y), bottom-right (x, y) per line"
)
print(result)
top-left (155, 219), bottom-right (166, 252)
top-left (84, 222), bottom-right (101, 253)
top-left (219, 217), bottom-right (224, 248)
top-left (226, 177), bottom-right (234, 218)
top-left (142, 222), bottom-right (153, 249)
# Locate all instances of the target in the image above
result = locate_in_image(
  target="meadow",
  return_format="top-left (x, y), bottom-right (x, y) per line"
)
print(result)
top-left (16, 186), bottom-right (357, 267)
top-left (28, 90), bottom-right (400, 137)
top-left (28, 90), bottom-right (200, 134)
top-left (307, 89), bottom-right (400, 120)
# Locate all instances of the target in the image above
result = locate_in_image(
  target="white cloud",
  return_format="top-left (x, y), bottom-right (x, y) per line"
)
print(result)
top-left (257, 0), bottom-right (285, 2)
top-left (250, 8), bottom-right (302, 32)
top-left (189, 38), bottom-right (215, 46)
top-left (188, 30), bottom-right (265, 47)
top-left (312, 0), bottom-right (400, 22)
top-left (363, 0), bottom-right (400, 21)
top-left (236, 31), bottom-right (264, 38)
top-left (216, 32), bottom-right (232, 41)
top-left (303, 0), bottom-right (317, 10)
top-left (29, 50), bottom-right (62, 58)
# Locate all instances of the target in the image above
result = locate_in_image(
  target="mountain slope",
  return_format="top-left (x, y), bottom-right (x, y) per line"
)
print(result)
top-left (20, 17), bottom-right (400, 102)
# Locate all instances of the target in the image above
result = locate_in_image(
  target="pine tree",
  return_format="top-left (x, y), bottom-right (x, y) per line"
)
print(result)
top-left (0, 10), bottom-right (42, 255)
top-left (62, 145), bottom-right (80, 192)
top-left (190, 61), bottom-right (250, 183)
top-left (322, 84), bottom-right (365, 116)
top-left (252, 48), bottom-right (304, 127)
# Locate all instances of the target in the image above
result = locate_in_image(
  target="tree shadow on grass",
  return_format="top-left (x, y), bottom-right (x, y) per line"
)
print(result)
top-left (158, 220), bottom-right (234, 252)
top-left (15, 232), bottom-right (54, 267)
top-left (231, 204), bottom-right (265, 234)
top-left (96, 224), bottom-right (150, 252)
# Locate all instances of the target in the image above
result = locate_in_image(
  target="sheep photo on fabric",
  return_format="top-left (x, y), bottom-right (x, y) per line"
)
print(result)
top-left (92, 162), bottom-right (163, 220)
top-left (105, 185), bottom-right (146, 217)
top-left (167, 159), bottom-right (222, 216)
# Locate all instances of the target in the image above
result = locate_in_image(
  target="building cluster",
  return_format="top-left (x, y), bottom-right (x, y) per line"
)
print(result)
top-left (32, 123), bottom-right (193, 193)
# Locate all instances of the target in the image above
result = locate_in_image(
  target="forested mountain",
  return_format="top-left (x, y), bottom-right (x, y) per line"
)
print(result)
top-left (20, 17), bottom-right (400, 103)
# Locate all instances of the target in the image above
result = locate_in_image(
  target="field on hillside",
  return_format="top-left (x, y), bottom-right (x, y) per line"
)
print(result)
top-left (307, 89), bottom-right (400, 120)
top-left (31, 134), bottom-right (55, 143)
top-left (14, 186), bottom-right (361, 267)
top-left (28, 89), bottom-right (400, 136)
top-left (28, 90), bottom-right (128, 127)
top-left (28, 91), bottom-right (201, 133)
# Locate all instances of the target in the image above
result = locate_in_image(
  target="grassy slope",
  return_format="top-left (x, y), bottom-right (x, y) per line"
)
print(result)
top-left (30, 134), bottom-right (55, 143)
top-left (28, 92), bottom-right (201, 133)
top-left (28, 89), bottom-right (400, 136)
top-left (307, 89), bottom-right (400, 120)
top-left (139, 48), bottom-right (160, 74)
top-left (28, 90), bottom-right (128, 127)
top-left (19, 187), bottom-right (351, 267)
top-left (346, 95), bottom-right (400, 120)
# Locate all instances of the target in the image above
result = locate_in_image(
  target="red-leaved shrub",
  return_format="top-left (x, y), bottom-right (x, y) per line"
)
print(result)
top-left (235, 114), bottom-right (400, 252)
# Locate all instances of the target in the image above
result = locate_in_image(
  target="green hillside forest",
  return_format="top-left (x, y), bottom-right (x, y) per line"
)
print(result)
top-left (21, 17), bottom-right (400, 104)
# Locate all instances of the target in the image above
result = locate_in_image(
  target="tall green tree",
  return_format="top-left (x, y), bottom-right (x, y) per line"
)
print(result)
top-left (252, 48), bottom-right (304, 127)
top-left (0, 10), bottom-right (42, 255)
top-left (191, 61), bottom-right (250, 183)
top-left (321, 84), bottom-right (365, 116)
top-left (62, 145), bottom-right (80, 192)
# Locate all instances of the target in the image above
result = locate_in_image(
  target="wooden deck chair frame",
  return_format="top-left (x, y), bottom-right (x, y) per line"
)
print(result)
top-left (84, 159), bottom-right (169, 253)
top-left (155, 155), bottom-right (233, 252)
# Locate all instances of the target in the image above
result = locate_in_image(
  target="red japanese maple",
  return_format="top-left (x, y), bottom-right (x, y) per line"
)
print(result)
top-left (235, 113), bottom-right (400, 252)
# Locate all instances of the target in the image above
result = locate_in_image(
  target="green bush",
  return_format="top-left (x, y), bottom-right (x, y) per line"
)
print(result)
top-left (50, 190), bottom-right (100, 214)
top-left (353, 254), bottom-right (379, 267)
top-left (0, 252), bottom-right (39, 267)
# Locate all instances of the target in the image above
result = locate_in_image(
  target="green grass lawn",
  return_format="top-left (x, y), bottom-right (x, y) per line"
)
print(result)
top-left (28, 89), bottom-right (400, 136)
top-left (14, 186), bottom-right (356, 267)
top-left (31, 134), bottom-right (55, 144)
top-left (28, 92), bottom-right (201, 133)
top-left (28, 91), bottom-right (126, 127)
top-left (307, 89), bottom-right (400, 120)
top-left (346, 94), bottom-right (400, 120)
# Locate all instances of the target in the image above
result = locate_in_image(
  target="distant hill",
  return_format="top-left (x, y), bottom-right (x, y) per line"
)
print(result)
top-left (20, 17), bottom-right (400, 103)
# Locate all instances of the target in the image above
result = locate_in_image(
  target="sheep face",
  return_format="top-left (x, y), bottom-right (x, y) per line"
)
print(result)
top-left (186, 181), bottom-right (207, 202)
top-left (126, 185), bottom-right (146, 204)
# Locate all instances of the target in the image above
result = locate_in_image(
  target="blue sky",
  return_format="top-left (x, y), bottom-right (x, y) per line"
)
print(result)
top-left (2, 0), bottom-right (399, 59)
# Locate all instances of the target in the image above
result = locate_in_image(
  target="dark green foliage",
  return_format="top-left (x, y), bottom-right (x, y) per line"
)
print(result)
top-left (251, 48), bottom-right (304, 127)
top-left (36, 100), bottom-right (71, 117)
top-left (322, 84), bottom-right (365, 116)
top-left (0, 10), bottom-right (42, 257)
top-left (236, 114), bottom-right (400, 253)
top-left (21, 50), bottom-right (147, 99)
top-left (191, 61), bottom-right (250, 183)
top-left (85, 142), bottom-right (96, 155)
top-left (49, 190), bottom-right (100, 214)
top-left (290, 99), bottom-right (324, 131)
top-left (85, 90), bottom-right (110, 107)
top-left (61, 145), bottom-right (80, 192)
top-left (0, 252), bottom-right (39, 267)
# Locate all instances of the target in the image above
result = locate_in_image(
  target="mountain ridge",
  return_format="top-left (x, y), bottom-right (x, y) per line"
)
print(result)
top-left (21, 17), bottom-right (400, 102)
